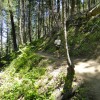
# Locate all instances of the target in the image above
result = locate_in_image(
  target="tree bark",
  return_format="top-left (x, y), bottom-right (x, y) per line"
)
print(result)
top-left (62, 0), bottom-right (64, 26)
top-left (6, 17), bottom-right (9, 56)
top-left (22, 0), bottom-right (26, 43)
top-left (19, 0), bottom-right (24, 45)
top-left (71, 0), bottom-right (75, 15)
top-left (28, 0), bottom-right (32, 42)
top-left (88, 0), bottom-right (91, 10)
top-left (62, 0), bottom-right (75, 99)
top-left (37, 1), bottom-right (40, 39)
top-left (0, 20), bottom-right (3, 58)
top-left (57, 0), bottom-right (60, 13)
top-left (8, 0), bottom-right (18, 51)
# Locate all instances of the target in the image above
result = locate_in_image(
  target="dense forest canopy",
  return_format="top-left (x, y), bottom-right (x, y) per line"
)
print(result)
top-left (0, 0), bottom-right (100, 57)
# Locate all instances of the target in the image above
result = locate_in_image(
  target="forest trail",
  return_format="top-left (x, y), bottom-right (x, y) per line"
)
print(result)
top-left (0, 51), bottom-right (100, 100)
top-left (75, 56), bottom-right (100, 100)
top-left (37, 51), bottom-right (100, 100)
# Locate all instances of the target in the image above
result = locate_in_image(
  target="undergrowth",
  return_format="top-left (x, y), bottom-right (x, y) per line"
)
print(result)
top-left (43, 16), bottom-right (100, 58)
top-left (0, 16), bottom-right (100, 100)
top-left (0, 45), bottom-right (50, 100)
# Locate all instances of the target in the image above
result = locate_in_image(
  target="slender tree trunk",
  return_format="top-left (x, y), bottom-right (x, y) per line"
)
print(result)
top-left (8, 0), bottom-right (18, 51)
top-left (22, 0), bottom-right (26, 43)
top-left (37, 1), bottom-right (41, 39)
top-left (6, 20), bottom-right (9, 55)
top-left (28, 1), bottom-right (32, 42)
top-left (17, 0), bottom-right (21, 46)
top-left (76, 0), bottom-right (81, 12)
top-left (62, 0), bottom-right (64, 26)
top-left (57, 0), bottom-right (60, 19)
top-left (42, 0), bottom-right (45, 37)
top-left (67, 0), bottom-right (70, 16)
top-left (48, 11), bottom-right (51, 34)
top-left (62, 0), bottom-right (75, 99)
top-left (82, 1), bottom-right (85, 11)
top-left (88, 0), bottom-right (91, 10)
top-left (71, 0), bottom-right (75, 15)
top-left (19, 0), bottom-right (24, 45)
top-left (0, 20), bottom-right (3, 57)
top-left (57, 0), bottom-right (60, 12)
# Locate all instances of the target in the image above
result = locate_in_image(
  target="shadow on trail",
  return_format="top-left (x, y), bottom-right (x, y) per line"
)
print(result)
top-left (79, 71), bottom-right (100, 100)
top-left (37, 51), bottom-right (100, 100)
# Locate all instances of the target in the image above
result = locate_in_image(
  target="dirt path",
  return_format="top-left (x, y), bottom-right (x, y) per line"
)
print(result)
top-left (37, 51), bottom-right (100, 100)
top-left (75, 56), bottom-right (100, 100)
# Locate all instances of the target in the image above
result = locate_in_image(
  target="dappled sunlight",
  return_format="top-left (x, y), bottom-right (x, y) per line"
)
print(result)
top-left (50, 67), bottom-right (63, 77)
top-left (75, 59), bottom-right (100, 74)
top-left (74, 58), bottom-right (100, 100)
top-left (14, 77), bottom-right (22, 84)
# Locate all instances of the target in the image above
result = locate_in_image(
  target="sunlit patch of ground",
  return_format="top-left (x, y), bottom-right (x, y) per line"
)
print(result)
top-left (36, 52), bottom-right (100, 99)
top-left (75, 59), bottom-right (100, 74)
top-left (75, 56), bottom-right (100, 100)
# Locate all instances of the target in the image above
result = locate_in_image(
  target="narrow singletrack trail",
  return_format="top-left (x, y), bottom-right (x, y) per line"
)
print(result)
top-left (75, 56), bottom-right (100, 100)
top-left (37, 51), bottom-right (100, 100)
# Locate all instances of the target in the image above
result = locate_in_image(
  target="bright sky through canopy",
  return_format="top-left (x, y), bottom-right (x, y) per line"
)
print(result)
top-left (81, 0), bottom-right (84, 3)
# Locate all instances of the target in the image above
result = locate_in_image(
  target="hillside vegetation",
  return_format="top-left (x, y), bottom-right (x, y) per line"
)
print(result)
top-left (0, 15), bottom-right (100, 100)
top-left (44, 15), bottom-right (100, 58)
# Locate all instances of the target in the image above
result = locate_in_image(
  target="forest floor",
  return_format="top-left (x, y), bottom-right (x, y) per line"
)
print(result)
top-left (0, 51), bottom-right (100, 100)
top-left (74, 56), bottom-right (100, 100)
top-left (37, 51), bottom-right (100, 100)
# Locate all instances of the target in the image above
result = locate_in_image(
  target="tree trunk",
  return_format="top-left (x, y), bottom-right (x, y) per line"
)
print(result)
top-left (17, 0), bottom-right (20, 45)
top-left (6, 17), bottom-right (9, 56)
top-left (19, 0), bottom-right (24, 45)
top-left (62, 0), bottom-right (75, 99)
top-left (37, 1), bottom-right (41, 39)
top-left (0, 20), bottom-right (3, 58)
top-left (82, 0), bottom-right (85, 11)
top-left (57, 0), bottom-right (60, 20)
top-left (22, 0), bottom-right (26, 43)
top-left (62, 0), bottom-right (64, 26)
top-left (42, 0), bottom-right (45, 37)
top-left (88, 0), bottom-right (91, 10)
top-left (8, 0), bottom-right (18, 51)
top-left (28, 0), bottom-right (32, 42)
top-left (57, 0), bottom-right (60, 13)
top-left (77, 0), bottom-right (81, 12)
top-left (71, 0), bottom-right (75, 15)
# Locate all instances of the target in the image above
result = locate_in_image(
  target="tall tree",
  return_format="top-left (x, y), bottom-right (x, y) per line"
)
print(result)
top-left (8, 0), bottom-right (18, 51)
top-left (18, 0), bottom-right (24, 45)
top-left (22, 0), bottom-right (26, 43)
top-left (57, 0), bottom-right (60, 13)
top-left (37, 0), bottom-right (41, 39)
top-left (0, 19), bottom-right (3, 57)
top-left (62, 0), bottom-right (64, 26)
top-left (28, 0), bottom-right (32, 42)
top-left (71, 0), bottom-right (75, 15)
top-left (88, 0), bottom-right (91, 10)
top-left (62, 0), bottom-right (75, 99)
top-left (6, 16), bottom-right (9, 55)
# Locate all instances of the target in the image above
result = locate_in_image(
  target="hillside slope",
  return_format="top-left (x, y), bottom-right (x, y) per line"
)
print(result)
top-left (0, 15), bottom-right (100, 100)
